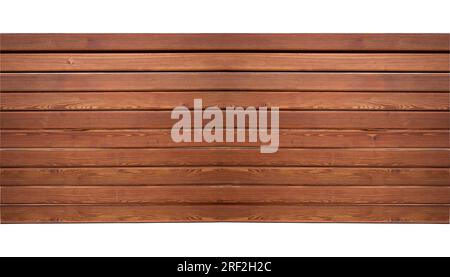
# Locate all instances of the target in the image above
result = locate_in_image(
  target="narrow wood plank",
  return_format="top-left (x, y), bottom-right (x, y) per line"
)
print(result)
top-left (2, 186), bottom-right (448, 204)
top-left (1, 148), bottom-right (448, 167)
top-left (1, 111), bottom-right (448, 129)
top-left (1, 130), bottom-right (448, 148)
top-left (2, 167), bottom-right (448, 186)
top-left (2, 73), bottom-right (449, 92)
top-left (2, 205), bottom-right (448, 223)
top-left (2, 34), bottom-right (449, 51)
top-left (2, 53), bottom-right (449, 72)
top-left (2, 92), bottom-right (449, 111)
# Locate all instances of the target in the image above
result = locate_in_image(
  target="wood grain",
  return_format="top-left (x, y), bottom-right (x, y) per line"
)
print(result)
top-left (2, 34), bottom-right (449, 52)
top-left (2, 73), bottom-right (449, 92)
top-left (1, 130), bottom-right (447, 148)
top-left (2, 186), bottom-right (448, 204)
top-left (1, 148), bottom-right (448, 167)
top-left (1, 167), bottom-right (448, 186)
top-left (1, 111), bottom-right (448, 129)
top-left (2, 92), bottom-right (448, 110)
top-left (2, 53), bottom-right (449, 72)
top-left (2, 34), bottom-right (449, 224)
top-left (2, 205), bottom-right (448, 223)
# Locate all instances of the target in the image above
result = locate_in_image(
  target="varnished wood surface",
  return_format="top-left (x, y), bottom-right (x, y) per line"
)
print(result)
top-left (1, 73), bottom-right (449, 92)
top-left (1, 167), bottom-right (448, 186)
top-left (2, 130), bottom-right (448, 148)
top-left (2, 205), bottom-right (448, 223)
top-left (2, 53), bottom-right (449, 72)
top-left (1, 148), bottom-right (448, 167)
top-left (1, 34), bottom-right (449, 223)
top-left (1, 34), bottom-right (449, 51)
top-left (2, 186), bottom-right (448, 204)
top-left (2, 92), bottom-right (449, 111)
top-left (1, 111), bottom-right (448, 129)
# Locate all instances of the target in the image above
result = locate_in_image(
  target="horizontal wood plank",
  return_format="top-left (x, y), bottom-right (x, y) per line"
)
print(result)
top-left (1, 73), bottom-right (449, 92)
top-left (2, 92), bottom-right (448, 111)
top-left (1, 129), bottom-right (448, 148)
top-left (1, 111), bottom-right (448, 129)
top-left (1, 167), bottom-right (448, 186)
top-left (2, 53), bottom-right (449, 72)
top-left (2, 186), bottom-right (448, 204)
top-left (1, 148), bottom-right (448, 167)
top-left (1, 34), bottom-right (449, 52)
top-left (2, 204), bottom-right (448, 223)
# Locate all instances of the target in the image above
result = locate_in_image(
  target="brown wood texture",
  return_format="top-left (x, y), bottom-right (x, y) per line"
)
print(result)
top-left (1, 148), bottom-right (448, 167)
top-left (1, 34), bottom-right (449, 224)
top-left (2, 92), bottom-right (449, 111)
top-left (1, 167), bottom-right (448, 186)
top-left (1, 130), bottom-right (448, 148)
top-left (2, 73), bottom-right (449, 92)
top-left (1, 111), bottom-right (448, 129)
top-left (2, 53), bottom-right (449, 72)
top-left (1, 34), bottom-right (449, 51)
top-left (2, 186), bottom-right (449, 204)
top-left (2, 205), bottom-right (448, 223)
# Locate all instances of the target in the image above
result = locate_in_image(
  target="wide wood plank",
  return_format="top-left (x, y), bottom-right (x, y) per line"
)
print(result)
top-left (1, 148), bottom-right (448, 167)
top-left (2, 92), bottom-right (448, 111)
top-left (2, 186), bottom-right (448, 204)
top-left (1, 167), bottom-right (448, 186)
top-left (1, 111), bottom-right (448, 129)
top-left (1, 129), bottom-right (448, 148)
top-left (2, 205), bottom-right (448, 223)
top-left (2, 53), bottom-right (449, 72)
top-left (1, 34), bottom-right (449, 52)
top-left (1, 73), bottom-right (449, 92)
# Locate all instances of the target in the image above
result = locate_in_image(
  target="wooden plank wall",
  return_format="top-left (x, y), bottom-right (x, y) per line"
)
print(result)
top-left (0, 34), bottom-right (449, 223)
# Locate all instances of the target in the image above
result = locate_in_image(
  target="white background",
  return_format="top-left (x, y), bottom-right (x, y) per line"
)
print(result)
top-left (0, 0), bottom-right (449, 257)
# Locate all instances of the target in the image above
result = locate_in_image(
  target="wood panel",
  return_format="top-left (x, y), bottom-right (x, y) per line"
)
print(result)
top-left (1, 111), bottom-right (448, 129)
top-left (1, 148), bottom-right (448, 167)
top-left (2, 130), bottom-right (448, 148)
top-left (1, 73), bottom-right (449, 92)
top-left (1, 167), bottom-right (448, 186)
top-left (1, 34), bottom-right (449, 51)
top-left (2, 92), bottom-right (449, 111)
top-left (2, 205), bottom-right (448, 223)
top-left (2, 53), bottom-right (449, 72)
top-left (2, 186), bottom-right (448, 204)
top-left (1, 34), bottom-right (449, 224)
